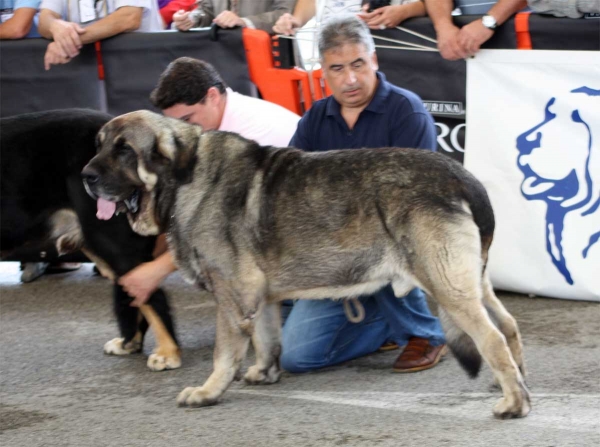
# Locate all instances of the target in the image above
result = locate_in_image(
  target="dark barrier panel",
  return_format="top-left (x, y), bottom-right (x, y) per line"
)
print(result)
top-left (0, 39), bottom-right (101, 118)
top-left (529, 14), bottom-right (600, 50)
top-left (101, 28), bottom-right (254, 115)
top-left (0, 17), bottom-right (597, 124)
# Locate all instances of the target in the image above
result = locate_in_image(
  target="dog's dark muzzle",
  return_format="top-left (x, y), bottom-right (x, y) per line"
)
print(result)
top-left (81, 165), bottom-right (140, 216)
top-left (82, 165), bottom-right (100, 200)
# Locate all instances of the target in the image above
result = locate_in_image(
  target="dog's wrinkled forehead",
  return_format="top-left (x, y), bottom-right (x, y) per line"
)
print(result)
top-left (99, 111), bottom-right (164, 155)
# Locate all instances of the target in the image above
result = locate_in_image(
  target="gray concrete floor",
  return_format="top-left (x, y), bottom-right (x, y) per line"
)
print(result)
top-left (1, 263), bottom-right (599, 447)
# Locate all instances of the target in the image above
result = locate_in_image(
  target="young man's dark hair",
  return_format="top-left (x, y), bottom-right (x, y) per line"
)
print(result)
top-left (150, 57), bottom-right (228, 110)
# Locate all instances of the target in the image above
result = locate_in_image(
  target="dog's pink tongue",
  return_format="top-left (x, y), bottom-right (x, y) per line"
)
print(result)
top-left (96, 198), bottom-right (116, 220)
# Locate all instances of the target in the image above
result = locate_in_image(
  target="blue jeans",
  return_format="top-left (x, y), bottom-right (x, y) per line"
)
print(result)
top-left (280, 286), bottom-right (446, 373)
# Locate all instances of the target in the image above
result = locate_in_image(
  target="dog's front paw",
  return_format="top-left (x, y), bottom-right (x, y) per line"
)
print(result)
top-left (243, 364), bottom-right (281, 385)
top-left (103, 338), bottom-right (142, 355)
top-left (177, 387), bottom-right (219, 407)
top-left (147, 352), bottom-right (181, 371)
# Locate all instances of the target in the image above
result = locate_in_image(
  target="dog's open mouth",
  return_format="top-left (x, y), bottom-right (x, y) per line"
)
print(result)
top-left (96, 190), bottom-right (140, 220)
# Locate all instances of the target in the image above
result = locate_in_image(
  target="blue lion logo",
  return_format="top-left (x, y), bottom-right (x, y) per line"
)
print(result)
top-left (516, 87), bottom-right (600, 285)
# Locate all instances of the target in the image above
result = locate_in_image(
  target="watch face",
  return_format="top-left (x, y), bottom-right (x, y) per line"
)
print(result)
top-left (482, 15), bottom-right (497, 29)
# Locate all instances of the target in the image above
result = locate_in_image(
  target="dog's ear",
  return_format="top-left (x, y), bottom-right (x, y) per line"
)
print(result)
top-left (154, 121), bottom-right (201, 184)
top-left (171, 121), bottom-right (201, 184)
top-left (173, 133), bottom-right (199, 184)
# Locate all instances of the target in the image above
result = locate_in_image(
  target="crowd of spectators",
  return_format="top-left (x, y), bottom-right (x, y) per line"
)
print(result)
top-left (1, 0), bottom-right (598, 66)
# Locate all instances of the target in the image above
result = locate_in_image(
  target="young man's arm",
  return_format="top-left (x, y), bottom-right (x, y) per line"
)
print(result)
top-left (119, 251), bottom-right (178, 307)
top-left (0, 7), bottom-right (37, 39)
top-left (423, 0), bottom-right (467, 60)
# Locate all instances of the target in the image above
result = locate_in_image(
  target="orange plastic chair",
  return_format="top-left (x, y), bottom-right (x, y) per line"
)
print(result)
top-left (310, 68), bottom-right (332, 100)
top-left (242, 28), bottom-right (313, 115)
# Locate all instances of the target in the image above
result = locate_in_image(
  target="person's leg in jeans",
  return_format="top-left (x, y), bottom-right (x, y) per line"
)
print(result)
top-left (374, 286), bottom-right (445, 347)
top-left (374, 286), bottom-right (447, 372)
top-left (281, 296), bottom-right (391, 373)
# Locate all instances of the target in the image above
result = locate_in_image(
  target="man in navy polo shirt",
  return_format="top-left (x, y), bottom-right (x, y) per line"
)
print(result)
top-left (281, 14), bottom-right (447, 374)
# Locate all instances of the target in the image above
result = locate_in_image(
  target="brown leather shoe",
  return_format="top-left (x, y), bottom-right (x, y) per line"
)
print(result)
top-left (393, 338), bottom-right (448, 373)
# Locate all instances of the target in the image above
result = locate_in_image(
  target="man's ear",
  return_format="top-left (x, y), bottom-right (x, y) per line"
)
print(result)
top-left (172, 123), bottom-right (201, 184)
top-left (371, 52), bottom-right (379, 71)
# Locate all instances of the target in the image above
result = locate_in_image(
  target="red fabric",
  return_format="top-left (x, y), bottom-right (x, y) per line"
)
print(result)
top-left (160, 0), bottom-right (197, 26)
top-left (95, 41), bottom-right (104, 80)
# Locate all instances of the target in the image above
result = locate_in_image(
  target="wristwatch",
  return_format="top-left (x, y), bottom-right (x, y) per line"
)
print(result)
top-left (481, 15), bottom-right (498, 30)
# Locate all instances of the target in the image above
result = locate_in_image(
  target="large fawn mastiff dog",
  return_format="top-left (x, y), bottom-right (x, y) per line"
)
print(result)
top-left (83, 110), bottom-right (530, 419)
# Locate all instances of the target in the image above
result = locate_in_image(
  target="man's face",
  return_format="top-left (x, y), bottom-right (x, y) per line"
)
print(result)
top-left (162, 88), bottom-right (222, 130)
top-left (322, 43), bottom-right (378, 110)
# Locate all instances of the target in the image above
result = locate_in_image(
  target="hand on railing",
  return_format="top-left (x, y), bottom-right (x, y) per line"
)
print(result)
top-left (173, 10), bottom-right (197, 31)
top-left (273, 13), bottom-right (302, 36)
top-left (49, 19), bottom-right (86, 58)
top-left (44, 41), bottom-right (71, 70)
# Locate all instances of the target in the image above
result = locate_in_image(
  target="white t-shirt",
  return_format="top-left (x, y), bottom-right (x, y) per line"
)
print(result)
top-left (317, 0), bottom-right (362, 23)
top-left (218, 88), bottom-right (301, 148)
top-left (40, 0), bottom-right (163, 31)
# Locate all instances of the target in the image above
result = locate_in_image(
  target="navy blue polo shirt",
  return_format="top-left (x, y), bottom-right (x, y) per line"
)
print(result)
top-left (289, 72), bottom-right (436, 153)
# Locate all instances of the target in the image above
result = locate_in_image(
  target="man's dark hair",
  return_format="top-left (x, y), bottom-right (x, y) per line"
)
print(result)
top-left (150, 57), bottom-right (228, 109)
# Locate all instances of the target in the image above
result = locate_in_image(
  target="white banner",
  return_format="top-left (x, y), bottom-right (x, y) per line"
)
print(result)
top-left (465, 50), bottom-right (600, 301)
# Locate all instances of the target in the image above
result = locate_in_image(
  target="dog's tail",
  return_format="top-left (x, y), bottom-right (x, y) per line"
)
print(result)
top-left (457, 167), bottom-right (496, 269)
top-left (438, 307), bottom-right (482, 378)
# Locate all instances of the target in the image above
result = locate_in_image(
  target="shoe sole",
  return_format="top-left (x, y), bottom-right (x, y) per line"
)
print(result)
top-left (392, 345), bottom-right (449, 373)
top-left (378, 343), bottom-right (401, 352)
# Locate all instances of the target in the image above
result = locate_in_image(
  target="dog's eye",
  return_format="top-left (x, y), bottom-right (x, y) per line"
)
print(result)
top-left (114, 139), bottom-right (133, 156)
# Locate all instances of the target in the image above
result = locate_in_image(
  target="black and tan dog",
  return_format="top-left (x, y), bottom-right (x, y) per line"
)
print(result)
top-left (1, 109), bottom-right (181, 371)
top-left (83, 110), bottom-right (531, 419)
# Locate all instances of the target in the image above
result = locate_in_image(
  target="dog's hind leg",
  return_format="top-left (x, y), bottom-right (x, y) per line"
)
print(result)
top-left (415, 218), bottom-right (530, 419)
top-left (244, 302), bottom-right (282, 385)
top-left (177, 305), bottom-right (252, 407)
top-left (439, 296), bottom-right (530, 418)
top-left (481, 272), bottom-right (526, 377)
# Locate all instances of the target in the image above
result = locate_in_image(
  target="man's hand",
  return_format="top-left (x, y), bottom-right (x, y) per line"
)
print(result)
top-left (272, 12), bottom-right (301, 35)
top-left (213, 10), bottom-right (244, 28)
top-left (436, 24), bottom-right (468, 60)
top-left (44, 41), bottom-right (73, 70)
top-left (358, 5), bottom-right (406, 30)
top-left (173, 9), bottom-right (196, 31)
top-left (119, 261), bottom-right (168, 307)
top-left (457, 20), bottom-right (494, 57)
top-left (48, 19), bottom-right (85, 58)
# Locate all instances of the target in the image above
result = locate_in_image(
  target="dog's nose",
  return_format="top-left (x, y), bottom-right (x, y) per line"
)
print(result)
top-left (81, 166), bottom-right (99, 185)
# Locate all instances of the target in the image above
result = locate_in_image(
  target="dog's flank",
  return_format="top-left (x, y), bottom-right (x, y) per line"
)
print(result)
top-left (84, 110), bottom-right (530, 419)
